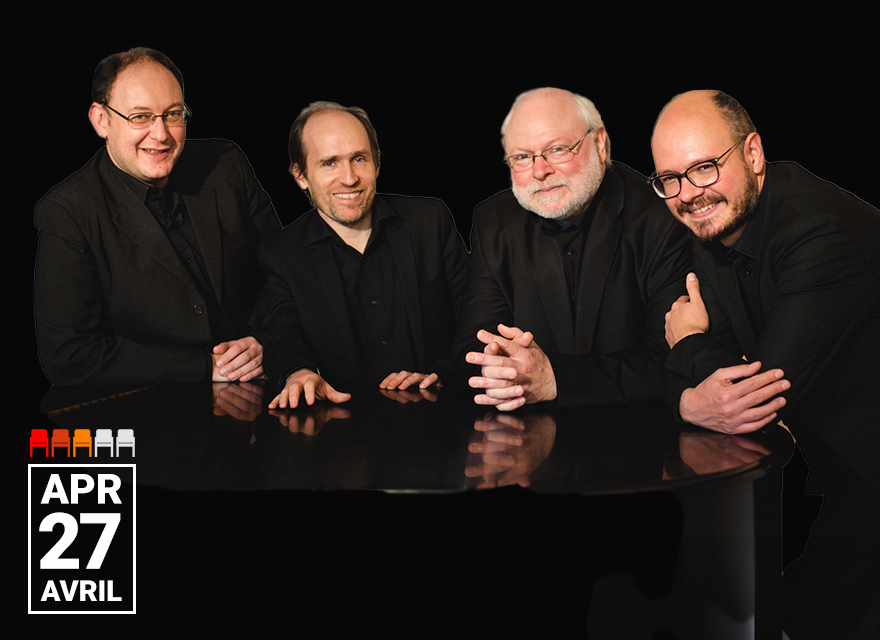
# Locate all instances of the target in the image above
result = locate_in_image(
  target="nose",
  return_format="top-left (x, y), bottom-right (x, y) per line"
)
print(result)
top-left (148, 115), bottom-right (171, 141)
top-left (677, 179), bottom-right (705, 204)
top-left (530, 154), bottom-right (554, 180)
top-left (339, 161), bottom-right (360, 185)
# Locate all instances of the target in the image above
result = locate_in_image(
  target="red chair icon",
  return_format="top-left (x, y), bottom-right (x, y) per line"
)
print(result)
top-left (73, 429), bottom-right (92, 457)
top-left (51, 429), bottom-right (71, 457)
top-left (30, 429), bottom-right (49, 457)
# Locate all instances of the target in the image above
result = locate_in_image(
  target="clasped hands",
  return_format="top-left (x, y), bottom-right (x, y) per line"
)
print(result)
top-left (666, 273), bottom-right (790, 434)
top-left (466, 324), bottom-right (557, 411)
top-left (212, 336), bottom-right (265, 382)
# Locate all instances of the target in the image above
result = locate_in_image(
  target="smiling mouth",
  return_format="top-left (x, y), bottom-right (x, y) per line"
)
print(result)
top-left (690, 203), bottom-right (716, 217)
top-left (679, 198), bottom-right (723, 219)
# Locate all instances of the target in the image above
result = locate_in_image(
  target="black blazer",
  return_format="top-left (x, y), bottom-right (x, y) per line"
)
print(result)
top-left (34, 140), bottom-right (280, 386)
top-left (453, 163), bottom-right (692, 407)
top-left (665, 163), bottom-right (880, 467)
top-left (256, 194), bottom-right (467, 394)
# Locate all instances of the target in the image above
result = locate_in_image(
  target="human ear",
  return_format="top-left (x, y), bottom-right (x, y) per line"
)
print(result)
top-left (743, 132), bottom-right (765, 175)
top-left (88, 102), bottom-right (109, 139)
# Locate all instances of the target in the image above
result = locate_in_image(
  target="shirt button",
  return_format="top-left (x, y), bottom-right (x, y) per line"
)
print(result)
top-left (193, 304), bottom-right (204, 315)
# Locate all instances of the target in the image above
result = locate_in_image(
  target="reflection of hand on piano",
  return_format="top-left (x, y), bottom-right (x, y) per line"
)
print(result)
top-left (379, 386), bottom-right (439, 404)
top-left (678, 430), bottom-right (772, 476)
top-left (268, 403), bottom-right (352, 436)
top-left (465, 412), bottom-right (557, 488)
top-left (212, 381), bottom-right (266, 422)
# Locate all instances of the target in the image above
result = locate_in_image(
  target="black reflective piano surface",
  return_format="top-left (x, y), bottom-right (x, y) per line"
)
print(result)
top-left (38, 381), bottom-right (791, 495)
top-left (34, 380), bottom-right (822, 638)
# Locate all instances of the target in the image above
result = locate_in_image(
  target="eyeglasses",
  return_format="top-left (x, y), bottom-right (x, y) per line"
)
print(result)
top-left (648, 139), bottom-right (745, 199)
top-left (103, 103), bottom-right (192, 129)
top-left (503, 130), bottom-right (592, 172)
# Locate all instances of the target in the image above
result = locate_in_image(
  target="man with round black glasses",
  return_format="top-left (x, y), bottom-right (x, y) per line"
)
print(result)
top-left (34, 47), bottom-right (280, 386)
top-left (454, 87), bottom-right (691, 409)
top-left (652, 89), bottom-right (879, 451)
top-left (651, 87), bottom-right (880, 640)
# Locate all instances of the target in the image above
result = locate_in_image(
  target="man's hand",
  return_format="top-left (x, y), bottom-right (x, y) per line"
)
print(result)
top-left (465, 324), bottom-right (557, 411)
top-left (212, 337), bottom-right (265, 382)
top-left (680, 361), bottom-right (790, 434)
top-left (665, 273), bottom-right (710, 348)
top-left (268, 368), bottom-right (351, 409)
top-left (379, 371), bottom-right (441, 391)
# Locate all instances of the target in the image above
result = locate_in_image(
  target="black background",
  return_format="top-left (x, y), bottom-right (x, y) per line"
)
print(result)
top-left (25, 21), bottom-right (877, 631)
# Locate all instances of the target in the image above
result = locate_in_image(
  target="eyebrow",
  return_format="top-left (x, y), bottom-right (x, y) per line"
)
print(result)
top-left (128, 102), bottom-right (185, 112)
top-left (316, 148), bottom-right (372, 165)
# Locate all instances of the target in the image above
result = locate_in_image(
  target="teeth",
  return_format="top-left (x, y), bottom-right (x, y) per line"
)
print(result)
top-left (334, 192), bottom-right (360, 199)
top-left (691, 203), bottom-right (714, 215)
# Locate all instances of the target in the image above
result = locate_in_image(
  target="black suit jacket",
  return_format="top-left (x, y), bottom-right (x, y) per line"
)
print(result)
top-left (453, 163), bottom-right (692, 407)
top-left (256, 194), bottom-right (467, 394)
top-left (34, 140), bottom-right (280, 386)
top-left (665, 162), bottom-right (880, 485)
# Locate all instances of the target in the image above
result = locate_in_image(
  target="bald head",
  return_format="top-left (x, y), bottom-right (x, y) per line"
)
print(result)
top-left (652, 90), bottom-right (756, 157)
top-left (651, 90), bottom-right (766, 246)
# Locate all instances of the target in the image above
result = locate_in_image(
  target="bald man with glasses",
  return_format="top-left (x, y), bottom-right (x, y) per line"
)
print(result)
top-left (652, 89), bottom-right (880, 483)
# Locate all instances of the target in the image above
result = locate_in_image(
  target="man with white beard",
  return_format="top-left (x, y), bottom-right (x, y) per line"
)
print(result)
top-left (454, 87), bottom-right (691, 409)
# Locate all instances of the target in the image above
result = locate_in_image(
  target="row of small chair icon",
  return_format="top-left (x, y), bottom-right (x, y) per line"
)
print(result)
top-left (29, 429), bottom-right (135, 457)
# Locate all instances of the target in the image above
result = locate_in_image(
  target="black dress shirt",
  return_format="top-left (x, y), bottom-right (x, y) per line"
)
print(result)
top-left (539, 181), bottom-right (603, 325)
top-left (303, 208), bottom-right (418, 388)
top-left (720, 204), bottom-right (766, 331)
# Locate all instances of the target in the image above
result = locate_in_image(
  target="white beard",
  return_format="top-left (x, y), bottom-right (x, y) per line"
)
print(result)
top-left (512, 145), bottom-right (604, 221)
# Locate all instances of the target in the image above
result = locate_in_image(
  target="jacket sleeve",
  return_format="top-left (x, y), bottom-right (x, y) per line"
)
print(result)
top-left (34, 194), bottom-right (212, 386)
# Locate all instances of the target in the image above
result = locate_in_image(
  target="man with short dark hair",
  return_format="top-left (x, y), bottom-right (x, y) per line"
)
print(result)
top-left (257, 102), bottom-right (467, 409)
top-left (34, 47), bottom-right (279, 386)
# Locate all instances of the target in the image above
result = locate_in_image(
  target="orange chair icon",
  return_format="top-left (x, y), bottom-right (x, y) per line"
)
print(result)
top-left (73, 429), bottom-right (93, 457)
top-left (30, 429), bottom-right (49, 457)
top-left (51, 429), bottom-right (71, 457)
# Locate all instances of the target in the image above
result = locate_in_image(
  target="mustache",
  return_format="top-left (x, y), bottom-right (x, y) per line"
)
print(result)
top-left (676, 195), bottom-right (726, 216)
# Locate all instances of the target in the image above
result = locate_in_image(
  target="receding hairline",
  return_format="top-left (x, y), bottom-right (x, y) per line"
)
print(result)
top-left (499, 87), bottom-right (612, 166)
top-left (287, 101), bottom-right (381, 178)
top-left (653, 90), bottom-right (757, 142)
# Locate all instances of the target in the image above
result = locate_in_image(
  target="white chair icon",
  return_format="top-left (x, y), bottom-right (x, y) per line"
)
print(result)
top-left (94, 429), bottom-right (115, 456)
top-left (116, 429), bottom-right (136, 457)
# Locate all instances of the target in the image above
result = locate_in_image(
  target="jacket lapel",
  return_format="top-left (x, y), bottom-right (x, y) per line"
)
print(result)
top-left (184, 189), bottom-right (223, 296)
top-left (525, 217), bottom-right (573, 353)
top-left (566, 167), bottom-right (624, 353)
top-left (100, 152), bottom-right (203, 294)
top-left (576, 203), bottom-right (621, 353)
top-left (385, 223), bottom-right (427, 370)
